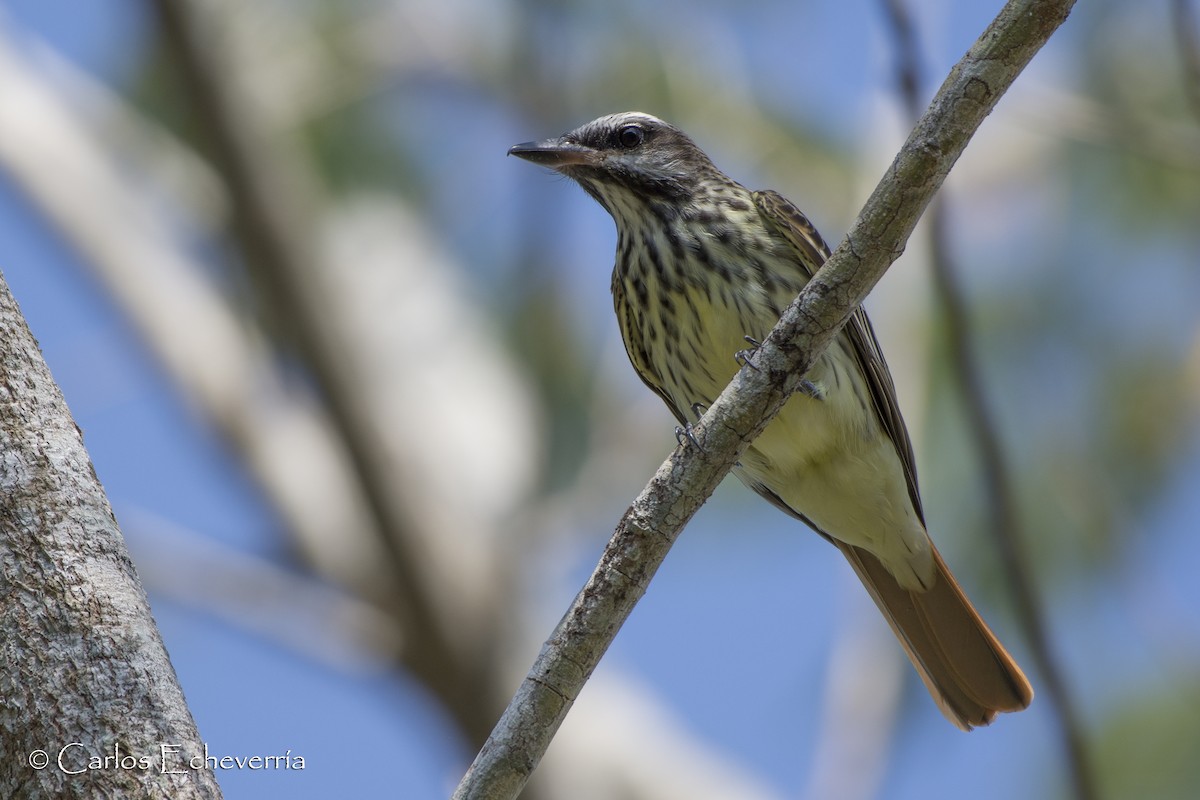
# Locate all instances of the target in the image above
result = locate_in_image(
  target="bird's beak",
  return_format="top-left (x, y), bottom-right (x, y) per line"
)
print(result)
top-left (508, 137), bottom-right (597, 168)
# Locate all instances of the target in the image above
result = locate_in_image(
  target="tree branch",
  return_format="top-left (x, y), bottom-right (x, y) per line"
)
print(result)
top-left (0, 29), bottom-right (383, 608)
top-left (148, 0), bottom-right (496, 745)
top-left (878, 2), bottom-right (1097, 799)
top-left (454, 1), bottom-right (1077, 797)
top-left (1174, 0), bottom-right (1200, 122)
top-left (928, 206), bottom-right (1098, 800)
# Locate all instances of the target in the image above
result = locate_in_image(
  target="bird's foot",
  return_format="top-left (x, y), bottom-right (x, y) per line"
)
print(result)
top-left (675, 422), bottom-right (704, 451)
top-left (796, 379), bottom-right (825, 400)
top-left (734, 335), bottom-right (762, 370)
top-left (734, 336), bottom-right (824, 400)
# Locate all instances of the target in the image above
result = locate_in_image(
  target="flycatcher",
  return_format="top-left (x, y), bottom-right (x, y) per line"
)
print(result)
top-left (509, 112), bottom-right (1032, 729)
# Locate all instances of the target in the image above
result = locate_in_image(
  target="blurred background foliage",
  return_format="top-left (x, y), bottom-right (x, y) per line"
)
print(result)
top-left (0, 0), bottom-right (1197, 798)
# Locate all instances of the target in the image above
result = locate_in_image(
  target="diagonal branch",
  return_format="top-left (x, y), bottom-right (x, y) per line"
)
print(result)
top-left (927, 206), bottom-right (1099, 800)
top-left (148, 0), bottom-right (495, 745)
top-left (879, 2), bottom-right (1097, 799)
top-left (0, 29), bottom-right (381, 609)
top-left (1174, 0), bottom-right (1200, 122)
top-left (454, 1), bottom-right (1077, 797)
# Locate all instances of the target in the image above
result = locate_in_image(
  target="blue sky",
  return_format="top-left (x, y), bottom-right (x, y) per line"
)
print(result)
top-left (3, 2), bottom-right (1198, 798)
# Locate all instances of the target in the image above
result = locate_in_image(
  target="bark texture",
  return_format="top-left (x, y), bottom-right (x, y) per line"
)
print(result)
top-left (0, 272), bottom-right (221, 799)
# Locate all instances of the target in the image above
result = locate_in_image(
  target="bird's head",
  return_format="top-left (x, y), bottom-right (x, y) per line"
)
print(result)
top-left (508, 112), bottom-right (722, 213)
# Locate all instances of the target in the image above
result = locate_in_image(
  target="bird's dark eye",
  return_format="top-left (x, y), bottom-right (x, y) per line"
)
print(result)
top-left (617, 125), bottom-right (645, 149)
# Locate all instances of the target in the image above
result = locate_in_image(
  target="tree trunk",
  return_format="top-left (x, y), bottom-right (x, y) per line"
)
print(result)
top-left (0, 271), bottom-right (221, 799)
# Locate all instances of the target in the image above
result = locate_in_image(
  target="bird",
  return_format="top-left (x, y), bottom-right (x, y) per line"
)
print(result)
top-left (508, 111), bottom-right (1032, 730)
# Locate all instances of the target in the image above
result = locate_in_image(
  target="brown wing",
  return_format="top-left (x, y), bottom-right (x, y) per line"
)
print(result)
top-left (752, 189), bottom-right (924, 523)
top-left (752, 191), bottom-right (1033, 727)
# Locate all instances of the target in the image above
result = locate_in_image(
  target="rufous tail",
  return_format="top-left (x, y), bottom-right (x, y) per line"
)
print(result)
top-left (835, 540), bottom-right (1033, 730)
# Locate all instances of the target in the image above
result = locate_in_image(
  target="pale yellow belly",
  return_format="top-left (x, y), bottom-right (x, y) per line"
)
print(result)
top-left (645, 288), bottom-right (933, 590)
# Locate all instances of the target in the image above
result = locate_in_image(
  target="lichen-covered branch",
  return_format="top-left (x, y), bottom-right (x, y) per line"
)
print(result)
top-left (453, 1), bottom-right (1077, 797)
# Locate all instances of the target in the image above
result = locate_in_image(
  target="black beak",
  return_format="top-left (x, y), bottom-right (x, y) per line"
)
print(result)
top-left (508, 137), bottom-right (597, 168)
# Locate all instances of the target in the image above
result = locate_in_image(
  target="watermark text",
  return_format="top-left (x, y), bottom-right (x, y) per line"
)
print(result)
top-left (26, 742), bottom-right (305, 774)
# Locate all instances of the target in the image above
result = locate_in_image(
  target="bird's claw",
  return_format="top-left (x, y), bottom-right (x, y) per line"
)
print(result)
top-left (690, 402), bottom-right (708, 420)
top-left (733, 336), bottom-right (824, 400)
top-left (796, 379), bottom-right (825, 400)
top-left (734, 335), bottom-right (762, 370)
top-left (675, 422), bottom-right (704, 451)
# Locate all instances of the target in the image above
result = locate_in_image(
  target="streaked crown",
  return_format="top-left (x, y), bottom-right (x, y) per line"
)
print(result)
top-left (508, 112), bottom-right (726, 214)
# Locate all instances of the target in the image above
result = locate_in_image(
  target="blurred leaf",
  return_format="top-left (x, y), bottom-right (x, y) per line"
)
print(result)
top-left (1089, 670), bottom-right (1200, 800)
